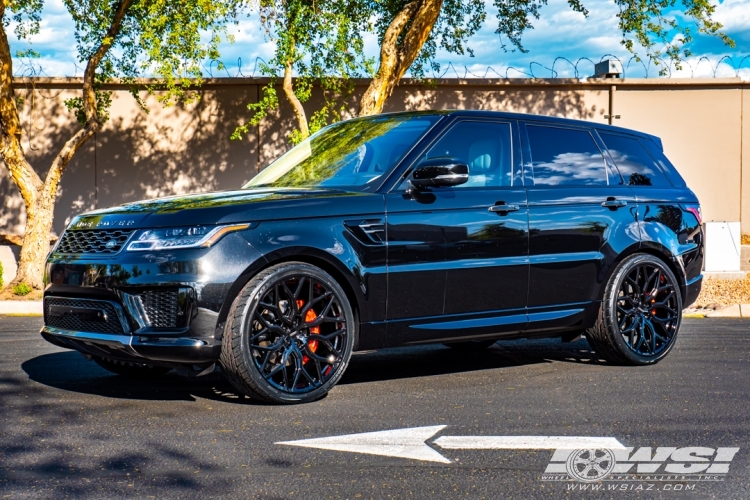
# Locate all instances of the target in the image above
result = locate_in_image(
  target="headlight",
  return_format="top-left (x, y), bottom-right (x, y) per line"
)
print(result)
top-left (126, 224), bottom-right (250, 251)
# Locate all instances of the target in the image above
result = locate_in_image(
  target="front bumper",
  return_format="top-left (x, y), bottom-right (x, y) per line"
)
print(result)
top-left (41, 326), bottom-right (221, 366)
top-left (41, 231), bottom-right (263, 366)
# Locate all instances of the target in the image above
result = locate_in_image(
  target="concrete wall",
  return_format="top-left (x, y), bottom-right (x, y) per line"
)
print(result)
top-left (0, 77), bottom-right (747, 240)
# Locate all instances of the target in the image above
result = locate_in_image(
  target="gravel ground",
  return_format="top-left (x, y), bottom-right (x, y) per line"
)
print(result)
top-left (693, 277), bottom-right (750, 308)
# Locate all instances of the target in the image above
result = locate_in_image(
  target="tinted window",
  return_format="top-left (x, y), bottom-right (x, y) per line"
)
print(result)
top-left (421, 121), bottom-right (515, 187)
top-left (526, 125), bottom-right (608, 186)
top-left (639, 138), bottom-right (686, 187)
top-left (245, 114), bottom-right (439, 192)
top-left (600, 132), bottom-right (671, 187)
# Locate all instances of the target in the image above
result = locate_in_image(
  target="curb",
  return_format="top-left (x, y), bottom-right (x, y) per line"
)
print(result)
top-left (704, 304), bottom-right (750, 318)
top-left (0, 301), bottom-right (42, 315)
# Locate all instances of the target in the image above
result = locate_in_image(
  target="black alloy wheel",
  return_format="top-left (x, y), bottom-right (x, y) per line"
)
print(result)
top-left (220, 262), bottom-right (355, 404)
top-left (586, 253), bottom-right (682, 365)
top-left (92, 356), bottom-right (172, 378)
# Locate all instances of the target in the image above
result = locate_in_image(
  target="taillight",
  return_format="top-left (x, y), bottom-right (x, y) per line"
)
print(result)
top-left (685, 205), bottom-right (702, 225)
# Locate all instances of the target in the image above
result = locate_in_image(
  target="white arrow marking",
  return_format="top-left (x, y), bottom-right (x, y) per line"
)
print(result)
top-left (433, 435), bottom-right (626, 450)
top-left (277, 427), bottom-right (627, 463)
top-left (276, 425), bottom-right (451, 463)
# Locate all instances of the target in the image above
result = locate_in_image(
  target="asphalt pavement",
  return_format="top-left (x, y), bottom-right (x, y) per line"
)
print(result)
top-left (1, 316), bottom-right (749, 499)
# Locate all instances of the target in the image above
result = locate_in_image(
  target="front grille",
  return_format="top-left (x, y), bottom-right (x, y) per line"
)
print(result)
top-left (44, 297), bottom-right (125, 334)
top-left (138, 289), bottom-right (179, 328)
top-left (56, 229), bottom-right (135, 254)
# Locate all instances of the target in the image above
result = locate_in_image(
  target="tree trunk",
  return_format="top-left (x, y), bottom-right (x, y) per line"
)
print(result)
top-left (0, 0), bottom-right (132, 291)
top-left (359, 0), bottom-right (444, 116)
top-left (13, 196), bottom-right (55, 289)
top-left (283, 60), bottom-right (310, 140)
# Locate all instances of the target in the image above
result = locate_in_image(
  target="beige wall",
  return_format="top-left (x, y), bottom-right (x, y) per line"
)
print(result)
top-left (0, 77), bottom-right (747, 237)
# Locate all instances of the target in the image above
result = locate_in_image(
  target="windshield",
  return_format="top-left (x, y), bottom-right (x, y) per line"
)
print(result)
top-left (243, 114), bottom-right (441, 192)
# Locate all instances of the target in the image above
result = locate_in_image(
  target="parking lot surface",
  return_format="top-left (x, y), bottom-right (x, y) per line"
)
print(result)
top-left (1, 316), bottom-right (749, 498)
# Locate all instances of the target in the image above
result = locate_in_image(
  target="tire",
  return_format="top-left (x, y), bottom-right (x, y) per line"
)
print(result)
top-left (92, 356), bottom-right (172, 378)
top-left (443, 339), bottom-right (496, 350)
top-left (220, 262), bottom-right (356, 404)
top-left (586, 253), bottom-right (682, 365)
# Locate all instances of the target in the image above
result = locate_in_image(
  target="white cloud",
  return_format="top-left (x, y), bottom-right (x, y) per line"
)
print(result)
top-left (6, 0), bottom-right (749, 78)
top-left (713, 0), bottom-right (750, 33)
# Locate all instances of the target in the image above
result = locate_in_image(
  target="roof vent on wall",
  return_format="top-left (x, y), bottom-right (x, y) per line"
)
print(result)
top-left (593, 59), bottom-right (623, 78)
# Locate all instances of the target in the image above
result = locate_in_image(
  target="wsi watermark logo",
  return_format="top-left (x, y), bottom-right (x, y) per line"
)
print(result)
top-left (542, 446), bottom-right (740, 486)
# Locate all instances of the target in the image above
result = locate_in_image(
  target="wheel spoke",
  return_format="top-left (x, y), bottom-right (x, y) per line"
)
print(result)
top-left (281, 281), bottom-right (297, 313)
top-left (311, 328), bottom-right (347, 341)
top-left (260, 350), bottom-right (273, 372)
top-left (255, 312), bottom-right (287, 335)
top-left (651, 313), bottom-right (677, 326)
top-left (293, 277), bottom-right (306, 300)
top-left (252, 337), bottom-right (285, 352)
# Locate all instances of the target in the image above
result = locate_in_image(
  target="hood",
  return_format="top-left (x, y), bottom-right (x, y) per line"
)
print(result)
top-left (67, 188), bottom-right (384, 230)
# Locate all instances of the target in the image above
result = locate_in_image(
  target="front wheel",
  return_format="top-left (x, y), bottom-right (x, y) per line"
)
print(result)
top-left (220, 262), bottom-right (355, 404)
top-left (586, 254), bottom-right (682, 365)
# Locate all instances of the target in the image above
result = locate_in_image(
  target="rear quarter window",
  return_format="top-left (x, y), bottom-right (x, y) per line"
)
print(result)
top-left (599, 132), bottom-right (671, 187)
top-left (638, 137), bottom-right (687, 187)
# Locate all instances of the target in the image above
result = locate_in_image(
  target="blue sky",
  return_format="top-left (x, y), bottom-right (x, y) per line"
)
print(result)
top-left (9, 0), bottom-right (750, 80)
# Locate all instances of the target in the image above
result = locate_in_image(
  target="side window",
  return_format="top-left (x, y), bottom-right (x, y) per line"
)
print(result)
top-left (526, 125), bottom-right (609, 186)
top-left (639, 138), bottom-right (686, 187)
top-left (599, 132), bottom-right (671, 187)
top-left (421, 121), bottom-right (514, 188)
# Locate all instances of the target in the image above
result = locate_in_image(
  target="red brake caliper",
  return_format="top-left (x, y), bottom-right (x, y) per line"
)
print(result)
top-left (297, 300), bottom-right (319, 364)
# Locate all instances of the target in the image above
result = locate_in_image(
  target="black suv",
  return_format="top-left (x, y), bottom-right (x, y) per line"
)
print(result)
top-left (42, 111), bottom-right (703, 403)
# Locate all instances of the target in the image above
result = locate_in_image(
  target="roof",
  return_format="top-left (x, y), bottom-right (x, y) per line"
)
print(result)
top-left (375, 109), bottom-right (658, 142)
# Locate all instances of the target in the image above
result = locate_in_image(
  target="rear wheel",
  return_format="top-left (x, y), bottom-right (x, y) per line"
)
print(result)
top-left (92, 356), bottom-right (172, 378)
top-left (586, 254), bottom-right (682, 365)
top-left (220, 262), bottom-right (355, 404)
top-left (443, 339), bottom-right (497, 350)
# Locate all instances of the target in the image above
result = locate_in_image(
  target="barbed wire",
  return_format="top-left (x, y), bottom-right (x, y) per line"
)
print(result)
top-left (431, 54), bottom-right (750, 79)
top-left (13, 53), bottom-right (750, 80)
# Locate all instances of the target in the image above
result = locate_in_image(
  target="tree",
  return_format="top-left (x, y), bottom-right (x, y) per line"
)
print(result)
top-left (358, 0), bottom-right (734, 116)
top-left (232, 0), bottom-right (372, 145)
top-left (359, 0), bottom-right (484, 116)
top-left (0, 0), bottom-right (241, 291)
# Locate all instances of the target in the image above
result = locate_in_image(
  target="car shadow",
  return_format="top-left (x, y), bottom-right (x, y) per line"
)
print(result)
top-left (20, 351), bottom-right (263, 405)
top-left (21, 338), bottom-right (601, 403)
top-left (341, 337), bottom-right (602, 384)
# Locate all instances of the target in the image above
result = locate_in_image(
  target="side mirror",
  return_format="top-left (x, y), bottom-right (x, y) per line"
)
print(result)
top-left (410, 157), bottom-right (469, 189)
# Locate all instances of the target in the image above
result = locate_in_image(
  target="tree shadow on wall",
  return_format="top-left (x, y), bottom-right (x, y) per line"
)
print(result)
top-left (1, 82), bottom-right (260, 237)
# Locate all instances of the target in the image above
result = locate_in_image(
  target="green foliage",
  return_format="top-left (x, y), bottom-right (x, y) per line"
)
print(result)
top-left (0, 260), bottom-right (4, 289)
top-left (373, 0), bottom-right (731, 79)
top-left (489, 0), bottom-right (732, 74)
top-left (64, 74), bottom-right (114, 125)
top-left (14, 49), bottom-right (40, 58)
top-left (233, 0), bottom-right (373, 145)
top-left (612, 0), bottom-right (734, 73)
top-left (373, 0), bottom-right (486, 80)
top-left (60, 0), bottom-right (242, 125)
top-left (3, 0), bottom-right (43, 40)
top-left (12, 282), bottom-right (31, 296)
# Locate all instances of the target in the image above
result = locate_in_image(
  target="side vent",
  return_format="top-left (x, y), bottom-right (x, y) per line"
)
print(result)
top-left (344, 219), bottom-right (385, 245)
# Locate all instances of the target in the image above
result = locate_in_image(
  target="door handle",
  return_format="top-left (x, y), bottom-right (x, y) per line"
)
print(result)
top-left (601, 198), bottom-right (627, 208)
top-left (489, 203), bottom-right (520, 213)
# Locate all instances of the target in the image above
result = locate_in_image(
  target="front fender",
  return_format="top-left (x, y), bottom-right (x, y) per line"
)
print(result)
top-left (215, 219), bottom-right (387, 331)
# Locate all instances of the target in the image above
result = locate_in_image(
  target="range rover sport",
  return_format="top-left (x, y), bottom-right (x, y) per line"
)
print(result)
top-left (41, 111), bottom-right (703, 404)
